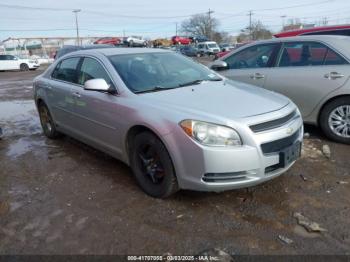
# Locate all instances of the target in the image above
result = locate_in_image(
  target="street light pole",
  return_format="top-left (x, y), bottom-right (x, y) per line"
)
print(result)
top-left (73, 9), bottom-right (81, 46)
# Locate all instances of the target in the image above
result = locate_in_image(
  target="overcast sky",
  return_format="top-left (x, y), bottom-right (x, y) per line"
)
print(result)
top-left (1, 0), bottom-right (350, 40)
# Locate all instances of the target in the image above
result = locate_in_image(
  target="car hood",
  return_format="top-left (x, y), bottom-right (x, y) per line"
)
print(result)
top-left (142, 80), bottom-right (290, 119)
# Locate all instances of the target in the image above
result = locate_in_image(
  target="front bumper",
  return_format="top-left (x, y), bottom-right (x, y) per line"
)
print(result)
top-left (29, 63), bottom-right (40, 69)
top-left (163, 105), bottom-right (303, 192)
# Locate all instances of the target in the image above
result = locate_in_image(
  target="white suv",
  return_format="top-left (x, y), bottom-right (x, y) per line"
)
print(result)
top-left (123, 36), bottom-right (147, 47)
top-left (197, 41), bottom-right (221, 56)
top-left (0, 55), bottom-right (40, 71)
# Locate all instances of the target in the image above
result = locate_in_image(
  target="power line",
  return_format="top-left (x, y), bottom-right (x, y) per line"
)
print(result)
top-left (0, 3), bottom-right (206, 19)
top-left (0, 3), bottom-right (71, 11)
top-left (218, 0), bottom-right (335, 20)
top-left (251, 0), bottom-right (334, 12)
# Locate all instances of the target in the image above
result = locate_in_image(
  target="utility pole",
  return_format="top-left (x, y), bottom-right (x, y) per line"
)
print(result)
top-left (208, 8), bottom-right (214, 40)
top-left (322, 17), bottom-right (328, 25)
top-left (247, 10), bottom-right (254, 40)
top-left (73, 9), bottom-right (81, 46)
top-left (175, 22), bottom-right (178, 36)
top-left (280, 15), bottom-right (287, 31)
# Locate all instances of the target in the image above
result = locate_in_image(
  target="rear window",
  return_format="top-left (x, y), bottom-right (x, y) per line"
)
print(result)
top-left (52, 57), bottom-right (81, 83)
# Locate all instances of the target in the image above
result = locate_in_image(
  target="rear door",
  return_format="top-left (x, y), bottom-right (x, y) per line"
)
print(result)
top-left (4, 55), bottom-right (19, 70)
top-left (219, 43), bottom-right (280, 87)
top-left (263, 41), bottom-right (350, 117)
top-left (0, 55), bottom-right (5, 70)
top-left (46, 57), bottom-right (82, 131)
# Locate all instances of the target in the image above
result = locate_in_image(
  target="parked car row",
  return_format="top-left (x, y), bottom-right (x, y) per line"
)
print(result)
top-left (31, 33), bottom-right (350, 199)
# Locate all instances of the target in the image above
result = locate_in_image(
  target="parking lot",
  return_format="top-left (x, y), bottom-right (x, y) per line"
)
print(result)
top-left (0, 63), bottom-right (350, 256)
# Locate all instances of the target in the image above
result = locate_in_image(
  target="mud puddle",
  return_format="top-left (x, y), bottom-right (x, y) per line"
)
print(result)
top-left (0, 100), bottom-right (41, 137)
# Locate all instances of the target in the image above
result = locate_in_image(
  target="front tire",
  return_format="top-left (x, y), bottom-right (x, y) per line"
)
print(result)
top-left (319, 97), bottom-right (350, 144)
top-left (130, 132), bottom-right (179, 198)
top-left (20, 63), bottom-right (29, 71)
top-left (38, 102), bottom-right (61, 139)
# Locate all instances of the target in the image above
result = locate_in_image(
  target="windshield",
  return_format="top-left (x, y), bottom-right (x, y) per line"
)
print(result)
top-left (208, 44), bottom-right (218, 48)
top-left (108, 52), bottom-right (221, 93)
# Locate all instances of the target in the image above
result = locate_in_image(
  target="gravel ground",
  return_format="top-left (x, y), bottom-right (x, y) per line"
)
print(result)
top-left (0, 62), bottom-right (349, 256)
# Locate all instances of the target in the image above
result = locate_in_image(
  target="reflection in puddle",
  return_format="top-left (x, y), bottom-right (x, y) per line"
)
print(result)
top-left (0, 100), bottom-right (41, 137)
top-left (6, 137), bottom-right (46, 158)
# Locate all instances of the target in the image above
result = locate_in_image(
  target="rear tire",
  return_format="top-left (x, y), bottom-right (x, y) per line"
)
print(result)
top-left (20, 63), bottom-right (29, 71)
top-left (130, 132), bottom-right (179, 198)
top-left (319, 97), bottom-right (350, 144)
top-left (38, 102), bottom-right (62, 139)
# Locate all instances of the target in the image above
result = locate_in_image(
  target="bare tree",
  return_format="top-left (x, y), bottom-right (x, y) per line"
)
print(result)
top-left (180, 13), bottom-right (220, 38)
top-left (238, 21), bottom-right (273, 42)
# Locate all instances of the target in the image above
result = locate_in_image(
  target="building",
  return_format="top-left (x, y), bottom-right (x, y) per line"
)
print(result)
top-left (282, 23), bottom-right (315, 32)
top-left (1, 36), bottom-right (113, 58)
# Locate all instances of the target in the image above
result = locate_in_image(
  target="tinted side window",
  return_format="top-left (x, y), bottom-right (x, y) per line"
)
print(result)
top-left (278, 42), bottom-right (348, 67)
top-left (78, 57), bottom-right (112, 86)
top-left (224, 44), bottom-right (278, 69)
top-left (324, 49), bottom-right (348, 65)
top-left (0, 55), bottom-right (5, 60)
top-left (51, 57), bottom-right (80, 83)
top-left (5, 55), bottom-right (15, 60)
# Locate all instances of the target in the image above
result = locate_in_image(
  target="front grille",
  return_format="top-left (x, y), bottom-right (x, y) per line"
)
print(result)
top-left (265, 163), bottom-right (281, 173)
top-left (250, 110), bottom-right (298, 133)
top-left (203, 172), bottom-right (248, 183)
top-left (261, 129), bottom-right (300, 154)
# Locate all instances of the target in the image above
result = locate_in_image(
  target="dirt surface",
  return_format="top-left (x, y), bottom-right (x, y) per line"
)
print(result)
top-left (0, 63), bottom-right (350, 255)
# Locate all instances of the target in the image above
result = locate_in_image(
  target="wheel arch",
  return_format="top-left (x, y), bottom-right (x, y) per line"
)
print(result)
top-left (317, 94), bottom-right (350, 125)
top-left (125, 124), bottom-right (171, 164)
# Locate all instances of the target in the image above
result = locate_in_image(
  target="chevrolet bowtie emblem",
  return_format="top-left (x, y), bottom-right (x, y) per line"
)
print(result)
top-left (286, 127), bottom-right (294, 135)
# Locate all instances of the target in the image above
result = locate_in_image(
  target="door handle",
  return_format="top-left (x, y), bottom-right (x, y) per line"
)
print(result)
top-left (250, 73), bottom-right (265, 80)
top-left (42, 84), bottom-right (52, 90)
top-left (324, 72), bottom-right (344, 80)
top-left (72, 92), bottom-right (81, 98)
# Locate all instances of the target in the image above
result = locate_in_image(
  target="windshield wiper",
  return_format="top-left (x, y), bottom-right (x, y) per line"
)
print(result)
top-left (178, 79), bottom-right (204, 87)
top-left (208, 77), bottom-right (223, 81)
top-left (134, 86), bottom-right (177, 94)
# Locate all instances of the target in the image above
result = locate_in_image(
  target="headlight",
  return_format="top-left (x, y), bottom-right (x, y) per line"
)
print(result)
top-left (180, 120), bottom-right (242, 147)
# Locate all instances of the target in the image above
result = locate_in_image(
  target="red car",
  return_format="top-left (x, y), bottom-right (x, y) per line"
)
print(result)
top-left (214, 42), bottom-right (251, 60)
top-left (94, 37), bottom-right (121, 46)
top-left (171, 36), bottom-right (191, 45)
top-left (274, 24), bottom-right (350, 38)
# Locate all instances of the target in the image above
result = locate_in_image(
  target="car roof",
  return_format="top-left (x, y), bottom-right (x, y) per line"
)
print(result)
top-left (70, 47), bottom-right (171, 57)
top-left (274, 24), bottom-right (350, 38)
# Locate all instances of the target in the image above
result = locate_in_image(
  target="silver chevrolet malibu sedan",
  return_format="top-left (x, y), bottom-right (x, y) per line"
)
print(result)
top-left (33, 48), bottom-right (303, 198)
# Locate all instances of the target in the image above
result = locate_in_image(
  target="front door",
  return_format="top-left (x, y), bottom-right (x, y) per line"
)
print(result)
top-left (219, 43), bottom-right (280, 87)
top-left (72, 56), bottom-right (123, 155)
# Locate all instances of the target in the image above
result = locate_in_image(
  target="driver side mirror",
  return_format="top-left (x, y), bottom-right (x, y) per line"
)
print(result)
top-left (84, 79), bottom-right (116, 94)
top-left (210, 60), bottom-right (228, 71)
